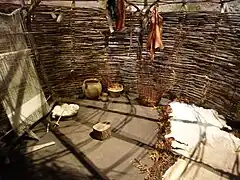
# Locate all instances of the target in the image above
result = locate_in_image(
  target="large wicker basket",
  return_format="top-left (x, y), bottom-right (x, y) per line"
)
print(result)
top-left (138, 85), bottom-right (163, 107)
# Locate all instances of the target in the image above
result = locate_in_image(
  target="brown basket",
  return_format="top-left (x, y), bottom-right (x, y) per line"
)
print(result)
top-left (138, 85), bottom-right (163, 107)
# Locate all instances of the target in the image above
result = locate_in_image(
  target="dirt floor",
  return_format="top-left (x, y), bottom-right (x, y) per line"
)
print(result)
top-left (1, 94), bottom-right (164, 180)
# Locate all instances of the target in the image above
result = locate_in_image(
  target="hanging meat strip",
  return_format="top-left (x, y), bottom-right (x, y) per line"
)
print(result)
top-left (115, 0), bottom-right (125, 31)
top-left (147, 7), bottom-right (164, 60)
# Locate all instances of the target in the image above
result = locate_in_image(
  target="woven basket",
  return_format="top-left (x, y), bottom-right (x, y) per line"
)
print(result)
top-left (138, 85), bottom-right (163, 106)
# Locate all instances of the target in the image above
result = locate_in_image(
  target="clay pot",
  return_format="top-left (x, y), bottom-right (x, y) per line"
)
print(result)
top-left (100, 93), bottom-right (109, 102)
top-left (82, 78), bottom-right (102, 99)
top-left (108, 83), bottom-right (123, 98)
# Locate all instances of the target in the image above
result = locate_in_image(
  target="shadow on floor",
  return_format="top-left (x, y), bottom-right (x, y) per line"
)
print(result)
top-left (0, 137), bottom-right (101, 180)
top-left (0, 94), bottom-right (159, 180)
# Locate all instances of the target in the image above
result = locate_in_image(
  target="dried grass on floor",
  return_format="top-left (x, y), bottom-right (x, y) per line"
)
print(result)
top-left (133, 105), bottom-right (179, 180)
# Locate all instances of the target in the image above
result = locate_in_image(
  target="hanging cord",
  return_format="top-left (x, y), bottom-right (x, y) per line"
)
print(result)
top-left (20, 7), bottom-right (55, 98)
top-left (165, 1), bottom-right (193, 96)
top-left (128, 6), bottom-right (134, 57)
top-left (200, 3), bottom-right (226, 105)
top-left (69, 0), bottom-right (76, 81)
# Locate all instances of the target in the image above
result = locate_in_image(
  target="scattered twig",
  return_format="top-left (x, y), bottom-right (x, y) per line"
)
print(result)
top-left (23, 141), bottom-right (55, 154)
top-left (53, 110), bottom-right (64, 127)
top-left (0, 129), bottom-right (14, 141)
top-left (132, 158), bottom-right (151, 174)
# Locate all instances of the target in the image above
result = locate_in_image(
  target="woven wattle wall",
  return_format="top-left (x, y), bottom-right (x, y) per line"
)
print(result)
top-left (0, 3), bottom-right (239, 120)
top-left (30, 6), bottom-right (109, 97)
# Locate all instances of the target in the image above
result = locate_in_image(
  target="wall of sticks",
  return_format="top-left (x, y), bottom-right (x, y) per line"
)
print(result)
top-left (0, 1), bottom-right (239, 120)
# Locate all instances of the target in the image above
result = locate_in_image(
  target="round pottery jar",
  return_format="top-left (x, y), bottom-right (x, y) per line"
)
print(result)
top-left (82, 78), bottom-right (102, 99)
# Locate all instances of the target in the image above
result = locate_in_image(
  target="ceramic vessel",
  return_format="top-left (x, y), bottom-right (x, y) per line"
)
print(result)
top-left (108, 83), bottom-right (123, 98)
top-left (100, 93), bottom-right (109, 102)
top-left (82, 78), bottom-right (102, 99)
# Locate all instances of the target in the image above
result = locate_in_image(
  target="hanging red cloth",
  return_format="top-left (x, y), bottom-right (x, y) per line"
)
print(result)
top-left (147, 7), bottom-right (164, 60)
top-left (115, 0), bottom-right (125, 31)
